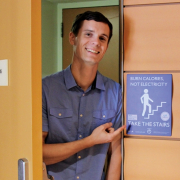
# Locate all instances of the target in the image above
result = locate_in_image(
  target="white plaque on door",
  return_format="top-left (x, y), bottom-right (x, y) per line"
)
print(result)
top-left (0, 59), bottom-right (8, 86)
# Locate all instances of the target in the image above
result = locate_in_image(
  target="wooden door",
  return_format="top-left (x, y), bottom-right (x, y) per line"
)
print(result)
top-left (123, 1), bottom-right (180, 179)
top-left (0, 0), bottom-right (42, 179)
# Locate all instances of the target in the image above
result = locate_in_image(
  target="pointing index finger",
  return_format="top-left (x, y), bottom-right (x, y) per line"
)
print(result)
top-left (113, 125), bottom-right (126, 135)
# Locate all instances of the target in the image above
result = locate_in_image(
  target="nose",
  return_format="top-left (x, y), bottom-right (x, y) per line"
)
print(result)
top-left (92, 37), bottom-right (100, 47)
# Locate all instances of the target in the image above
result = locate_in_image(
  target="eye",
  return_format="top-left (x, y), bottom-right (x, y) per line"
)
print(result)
top-left (85, 33), bottom-right (92, 37)
top-left (100, 37), bottom-right (105, 41)
top-left (100, 36), bottom-right (107, 42)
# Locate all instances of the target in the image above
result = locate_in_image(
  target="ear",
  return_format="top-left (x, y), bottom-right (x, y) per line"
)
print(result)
top-left (69, 32), bottom-right (76, 45)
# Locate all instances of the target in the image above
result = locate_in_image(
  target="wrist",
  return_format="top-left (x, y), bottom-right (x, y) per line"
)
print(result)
top-left (85, 135), bottom-right (95, 148)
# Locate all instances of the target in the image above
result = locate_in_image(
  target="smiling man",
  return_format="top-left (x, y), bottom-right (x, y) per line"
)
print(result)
top-left (42, 11), bottom-right (125, 180)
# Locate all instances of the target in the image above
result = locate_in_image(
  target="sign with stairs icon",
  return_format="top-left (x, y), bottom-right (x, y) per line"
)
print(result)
top-left (126, 74), bottom-right (172, 136)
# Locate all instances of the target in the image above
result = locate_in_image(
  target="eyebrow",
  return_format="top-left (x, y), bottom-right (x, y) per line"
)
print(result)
top-left (83, 29), bottom-right (109, 39)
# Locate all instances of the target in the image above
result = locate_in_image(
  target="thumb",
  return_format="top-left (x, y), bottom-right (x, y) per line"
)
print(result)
top-left (101, 122), bottom-right (113, 130)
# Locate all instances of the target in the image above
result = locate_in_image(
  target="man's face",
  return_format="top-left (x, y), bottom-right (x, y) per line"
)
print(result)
top-left (70, 20), bottom-right (110, 66)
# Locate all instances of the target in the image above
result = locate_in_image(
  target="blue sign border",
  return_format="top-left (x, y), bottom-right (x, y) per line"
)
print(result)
top-left (126, 74), bottom-right (172, 136)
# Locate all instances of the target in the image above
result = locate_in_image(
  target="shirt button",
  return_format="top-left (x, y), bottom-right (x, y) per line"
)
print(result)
top-left (77, 176), bottom-right (79, 179)
top-left (59, 113), bottom-right (62, 116)
top-left (80, 114), bottom-right (83, 117)
top-left (79, 135), bottom-right (82, 138)
top-left (78, 156), bottom-right (81, 159)
top-left (83, 94), bottom-right (85, 96)
top-left (103, 115), bottom-right (105, 118)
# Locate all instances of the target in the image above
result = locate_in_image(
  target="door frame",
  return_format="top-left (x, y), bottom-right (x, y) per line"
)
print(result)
top-left (57, 0), bottom-right (119, 71)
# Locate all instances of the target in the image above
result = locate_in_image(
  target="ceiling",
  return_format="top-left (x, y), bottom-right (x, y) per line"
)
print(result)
top-left (46, 0), bottom-right (106, 3)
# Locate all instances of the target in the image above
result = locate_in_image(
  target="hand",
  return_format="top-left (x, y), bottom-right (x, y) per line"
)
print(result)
top-left (90, 122), bottom-right (126, 145)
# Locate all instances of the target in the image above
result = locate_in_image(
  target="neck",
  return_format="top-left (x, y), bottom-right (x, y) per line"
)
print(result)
top-left (71, 61), bottom-right (98, 92)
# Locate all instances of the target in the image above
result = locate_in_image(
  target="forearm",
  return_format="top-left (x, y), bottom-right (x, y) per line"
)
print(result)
top-left (106, 133), bottom-right (122, 180)
top-left (43, 123), bottom-right (125, 166)
top-left (105, 150), bottom-right (121, 180)
top-left (43, 136), bottom-right (94, 165)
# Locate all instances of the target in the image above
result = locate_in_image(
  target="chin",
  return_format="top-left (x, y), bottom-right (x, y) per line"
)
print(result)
top-left (84, 59), bottom-right (100, 65)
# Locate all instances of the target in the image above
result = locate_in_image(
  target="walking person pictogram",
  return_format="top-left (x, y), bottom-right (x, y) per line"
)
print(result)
top-left (141, 89), bottom-right (153, 116)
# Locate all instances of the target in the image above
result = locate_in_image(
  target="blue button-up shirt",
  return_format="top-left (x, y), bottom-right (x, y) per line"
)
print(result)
top-left (42, 65), bottom-right (122, 180)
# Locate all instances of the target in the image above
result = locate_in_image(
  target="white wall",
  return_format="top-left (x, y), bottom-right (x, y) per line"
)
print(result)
top-left (42, 1), bottom-right (57, 77)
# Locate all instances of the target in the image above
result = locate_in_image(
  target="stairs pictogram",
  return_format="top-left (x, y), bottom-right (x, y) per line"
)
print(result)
top-left (144, 102), bottom-right (166, 119)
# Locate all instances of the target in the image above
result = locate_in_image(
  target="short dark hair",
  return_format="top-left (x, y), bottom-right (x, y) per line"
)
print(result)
top-left (71, 11), bottom-right (113, 43)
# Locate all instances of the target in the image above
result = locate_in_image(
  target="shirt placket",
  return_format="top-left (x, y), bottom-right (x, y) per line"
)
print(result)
top-left (75, 92), bottom-right (86, 180)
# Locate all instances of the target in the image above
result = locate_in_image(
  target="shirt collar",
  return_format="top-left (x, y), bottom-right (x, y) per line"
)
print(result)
top-left (64, 65), bottom-right (105, 91)
top-left (96, 71), bottom-right (105, 91)
top-left (64, 65), bottom-right (77, 90)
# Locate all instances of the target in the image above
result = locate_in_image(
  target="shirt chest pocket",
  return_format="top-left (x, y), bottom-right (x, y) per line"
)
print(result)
top-left (49, 108), bottom-right (76, 140)
top-left (91, 110), bottom-right (116, 132)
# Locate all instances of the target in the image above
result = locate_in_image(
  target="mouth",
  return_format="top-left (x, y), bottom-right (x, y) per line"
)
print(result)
top-left (86, 48), bottom-right (100, 54)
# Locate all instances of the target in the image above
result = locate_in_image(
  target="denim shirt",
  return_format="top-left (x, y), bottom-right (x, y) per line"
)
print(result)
top-left (42, 65), bottom-right (122, 180)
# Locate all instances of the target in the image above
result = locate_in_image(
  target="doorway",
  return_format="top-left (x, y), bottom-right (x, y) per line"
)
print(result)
top-left (62, 6), bottom-right (119, 82)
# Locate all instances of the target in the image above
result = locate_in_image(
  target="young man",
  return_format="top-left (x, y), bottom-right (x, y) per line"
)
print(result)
top-left (42, 11), bottom-right (125, 180)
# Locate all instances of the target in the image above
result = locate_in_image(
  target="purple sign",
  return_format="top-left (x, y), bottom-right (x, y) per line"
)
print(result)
top-left (126, 74), bottom-right (172, 136)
